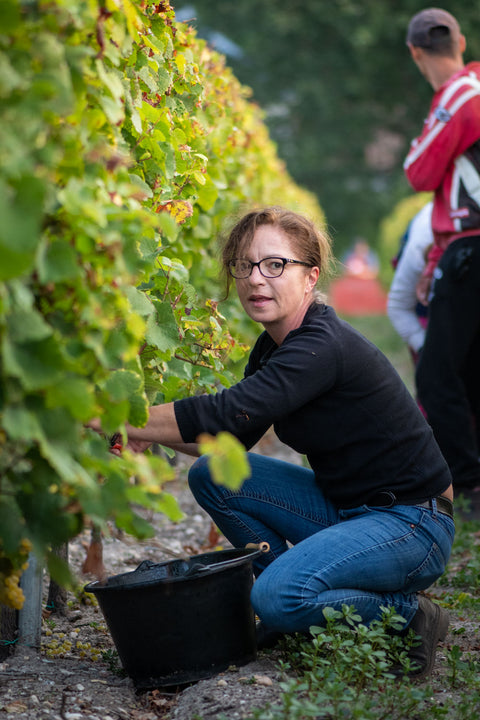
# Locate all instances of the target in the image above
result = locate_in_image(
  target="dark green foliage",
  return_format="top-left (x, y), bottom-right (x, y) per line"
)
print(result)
top-left (175, 0), bottom-right (480, 251)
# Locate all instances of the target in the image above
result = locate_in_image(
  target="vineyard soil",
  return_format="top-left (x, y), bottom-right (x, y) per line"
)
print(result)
top-left (1, 440), bottom-right (479, 719)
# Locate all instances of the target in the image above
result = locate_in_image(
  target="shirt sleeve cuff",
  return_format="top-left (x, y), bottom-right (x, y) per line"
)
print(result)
top-left (173, 398), bottom-right (199, 443)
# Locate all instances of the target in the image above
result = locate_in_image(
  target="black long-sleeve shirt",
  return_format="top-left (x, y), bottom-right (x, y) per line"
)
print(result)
top-left (174, 302), bottom-right (451, 508)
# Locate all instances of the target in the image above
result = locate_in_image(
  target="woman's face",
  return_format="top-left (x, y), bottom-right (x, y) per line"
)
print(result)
top-left (235, 224), bottom-right (319, 344)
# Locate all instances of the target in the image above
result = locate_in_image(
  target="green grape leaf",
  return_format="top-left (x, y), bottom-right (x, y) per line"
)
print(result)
top-left (145, 303), bottom-right (179, 352)
top-left (128, 172), bottom-right (153, 199)
top-left (37, 240), bottom-right (81, 283)
top-left (45, 377), bottom-right (95, 421)
top-left (126, 285), bottom-right (155, 317)
top-left (3, 336), bottom-right (65, 390)
top-left (6, 307), bottom-right (52, 343)
top-left (47, 551), bottom-right (75, 589)
top-left (114, 510), bottom-right (155, 539)
top-left (156, 209), bottom-right (181, 241)
top-left (2, 405), bottom-right (44, 444)
top-left (0, 176), bottom-right (44, 280)
top-left (197, 178), bottom-right (219, 211)
top-left (104, 369), bottom-right (148, 427)
top-left (0, 498), bottom-right (24, 554)
top-left (152, 491), bottom-right (184, 522)
top-left (157, 67), bottom-right (172, 94)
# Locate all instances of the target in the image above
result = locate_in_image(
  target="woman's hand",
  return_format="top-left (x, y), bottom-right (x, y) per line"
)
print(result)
top-left (87, 401), bottom-right (182, 452)
top-left (125, 438), bottom-right (152, 454)
top-left (86, 419), bottom-right (151, 454)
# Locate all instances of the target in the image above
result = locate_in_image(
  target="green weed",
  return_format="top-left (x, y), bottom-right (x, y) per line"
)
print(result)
top-left (101, 648), bottom-right (125, 676)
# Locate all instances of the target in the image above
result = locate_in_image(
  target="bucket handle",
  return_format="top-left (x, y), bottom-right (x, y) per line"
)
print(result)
top-left (245, 542), bottom-right (270, 553)
top-left (184, 542), bottom-right (270, 577)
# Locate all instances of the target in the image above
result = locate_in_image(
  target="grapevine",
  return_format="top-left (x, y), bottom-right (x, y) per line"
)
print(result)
top-left (0, 0), bottom-right (324, 605)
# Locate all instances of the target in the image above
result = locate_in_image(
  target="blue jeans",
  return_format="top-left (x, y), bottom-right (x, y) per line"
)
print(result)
top-left (188, 453), bottom-right (455, 633)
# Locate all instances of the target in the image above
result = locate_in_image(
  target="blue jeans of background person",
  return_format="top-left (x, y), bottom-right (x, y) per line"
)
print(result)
top-left (188, 453), bottom-right (455, 633)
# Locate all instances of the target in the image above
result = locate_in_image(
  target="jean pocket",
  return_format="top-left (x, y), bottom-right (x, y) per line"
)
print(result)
top-left (405, 541), bottom-right (446, 592)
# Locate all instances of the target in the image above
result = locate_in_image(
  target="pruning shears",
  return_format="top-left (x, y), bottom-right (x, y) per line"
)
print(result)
top-left (109, 433), bottom-right (123, 452)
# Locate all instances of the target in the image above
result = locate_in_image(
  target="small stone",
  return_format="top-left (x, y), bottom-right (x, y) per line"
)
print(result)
top-left (4, 701), bottom-right (28, 713)
top-left (217, 679), bottom-right (228, 687)
top-left (253, 675), bottom-right (273, 686)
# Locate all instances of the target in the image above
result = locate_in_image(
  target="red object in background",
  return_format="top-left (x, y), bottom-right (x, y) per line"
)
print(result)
top-left (328, 276), bottom-right (387, 316)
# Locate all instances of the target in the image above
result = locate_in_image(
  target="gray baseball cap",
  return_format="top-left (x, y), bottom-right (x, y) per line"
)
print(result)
top-left (406, 8), bottom-right (460, 49)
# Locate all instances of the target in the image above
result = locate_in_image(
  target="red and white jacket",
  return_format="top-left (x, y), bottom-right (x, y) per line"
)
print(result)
top-left (404, 62), bottom-right (480, 277)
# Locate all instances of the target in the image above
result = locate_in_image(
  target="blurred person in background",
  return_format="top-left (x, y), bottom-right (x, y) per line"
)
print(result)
top-left (404, 8), bottom-right (480, 498)
top-left (387, 202), bottom-right (433, 368)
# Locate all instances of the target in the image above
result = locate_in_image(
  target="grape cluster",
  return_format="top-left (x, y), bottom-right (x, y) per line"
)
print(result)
top-left (42, 626), bottom-right (104, 661)
top-left (0, 570), bottom-right (26, 610)
top-left (43, 630), bottom-right (74, 658)
top-left (0, 539), bottom-right (32, 610)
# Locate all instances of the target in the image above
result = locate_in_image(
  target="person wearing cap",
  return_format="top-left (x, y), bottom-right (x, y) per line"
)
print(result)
top-left (404, 8), bottom-right (480, 499)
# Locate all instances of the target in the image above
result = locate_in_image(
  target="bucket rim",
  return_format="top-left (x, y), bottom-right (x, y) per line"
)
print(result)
top-left (83, 546), bottom-right (262, 594)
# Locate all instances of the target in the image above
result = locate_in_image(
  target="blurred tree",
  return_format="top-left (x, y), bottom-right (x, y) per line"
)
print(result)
top-left (174, 1), bottom-right (480, 254)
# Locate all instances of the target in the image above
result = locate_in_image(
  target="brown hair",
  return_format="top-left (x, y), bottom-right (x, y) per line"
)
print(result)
top-left (220, 206), bottom-right (333, 299)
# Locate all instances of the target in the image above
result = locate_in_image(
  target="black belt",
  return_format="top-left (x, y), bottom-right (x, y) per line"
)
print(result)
top-left (411, 496), bottom-right (454, 519)
top-left (368, 491), bottom-right (454, 519)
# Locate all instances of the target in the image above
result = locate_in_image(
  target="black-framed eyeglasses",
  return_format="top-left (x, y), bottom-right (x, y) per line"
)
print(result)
top-left (228, 256), bottom-right (312, 279)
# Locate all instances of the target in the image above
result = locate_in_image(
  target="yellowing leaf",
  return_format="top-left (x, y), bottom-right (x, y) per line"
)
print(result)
top-left (122, 0), bottom-right (143, 40)
top-left (175, 53), bottom-right (186, 74)
top-left (193, 171), bottom-right (206, 186)
top-left (169, 200), bottom-right (193, 224)
top-left (198, 432), bottom-right (250, 490)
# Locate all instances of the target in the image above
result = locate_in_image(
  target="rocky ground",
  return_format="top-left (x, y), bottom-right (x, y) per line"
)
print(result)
top-left (0, 443), bottom-right (291, 720)
top-left (1, 440), bottom-right (479, 719)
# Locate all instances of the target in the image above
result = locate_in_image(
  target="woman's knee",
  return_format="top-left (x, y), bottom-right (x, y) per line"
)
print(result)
top-left (187, 455), bottom-right (212, 499)
top-left (251, 564), bottom-right (309, 630)
top-left (251, 572), bottom-right (286, 628)
top-left (251, 544), bottom-right (334, 631)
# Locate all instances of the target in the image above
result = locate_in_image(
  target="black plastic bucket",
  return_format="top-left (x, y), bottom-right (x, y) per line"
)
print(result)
top-left (84, 547), bottom-right (264, 688)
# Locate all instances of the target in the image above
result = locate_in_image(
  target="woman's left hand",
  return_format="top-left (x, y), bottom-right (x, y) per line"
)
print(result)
top-left (126, 439), bottom-right (152, 454)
